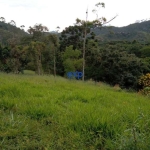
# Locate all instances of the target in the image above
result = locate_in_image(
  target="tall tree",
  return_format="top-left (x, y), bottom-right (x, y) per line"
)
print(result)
top-left (27, 24), bottom-right (49, 41)
top-left (60, 2), bottom-right (117, 81)
top-left (30, 41), bottom-right (45, 75)
top-left (80, 2), bottom-right (117, 81)
top-left (43, 34), bottom-right (59, 76)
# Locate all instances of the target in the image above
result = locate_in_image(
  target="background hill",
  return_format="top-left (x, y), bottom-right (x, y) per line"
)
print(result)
top-left (0, 21), bottom-right (28, 45)
top-left (1, 20), bottom-right (150, 44)
top-left (92, 20), bottom-right (150, 42)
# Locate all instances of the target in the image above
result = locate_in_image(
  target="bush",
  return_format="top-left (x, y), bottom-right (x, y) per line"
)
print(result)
top-left (86, 49), bottom-right (145, 90)
top-left (139, 73), bottom-right (150, 95)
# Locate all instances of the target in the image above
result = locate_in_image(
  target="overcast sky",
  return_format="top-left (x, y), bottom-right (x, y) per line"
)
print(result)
top-left (0, 0), bottom-right (150, 32)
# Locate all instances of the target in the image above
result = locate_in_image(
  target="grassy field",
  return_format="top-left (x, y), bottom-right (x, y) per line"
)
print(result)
top-left (0, 72), bottom-right (150, 150)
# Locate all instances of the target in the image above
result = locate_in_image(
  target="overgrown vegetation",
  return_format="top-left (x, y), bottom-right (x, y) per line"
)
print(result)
top-left (1, 19), bottom-right (150, 90)
top-left (0, 72), bottom-right (150, 149)
top-left (139, 73), bottom-right (150, 96)
top-left (0, 3), bottom-right (150, 148)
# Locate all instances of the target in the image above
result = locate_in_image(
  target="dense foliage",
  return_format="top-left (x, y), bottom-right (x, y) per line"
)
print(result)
top-left (1, 4), bottom-right (150, 149)
top-left (0, 17), bottom-right (150, 90)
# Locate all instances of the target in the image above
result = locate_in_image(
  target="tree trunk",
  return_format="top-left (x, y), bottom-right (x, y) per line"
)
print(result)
top-left (37, 54), bottom-right (42, 75)
top-left (82, 10), bottom-right (88, 81)
top-left (54, 48), bottom-right (56, 77)
top-left (82, 28), bottom-right (86, 81)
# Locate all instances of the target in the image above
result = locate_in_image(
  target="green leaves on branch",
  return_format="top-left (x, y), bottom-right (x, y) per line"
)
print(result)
top-left (62, 45), bottom-right (82, 73)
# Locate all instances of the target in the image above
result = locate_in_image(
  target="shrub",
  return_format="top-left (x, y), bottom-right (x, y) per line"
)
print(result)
top-left (138, 73), bottom-right (150, 95)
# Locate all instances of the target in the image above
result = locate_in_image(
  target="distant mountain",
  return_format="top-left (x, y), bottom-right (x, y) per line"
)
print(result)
top-left (1, 20), bottom-right (150, 45)
top-left (0, 21), bottom-right (28, 45)
top-left (92, 20), bottom-right (150, 42)
top-left (49, 31), bottom-right (59, 34)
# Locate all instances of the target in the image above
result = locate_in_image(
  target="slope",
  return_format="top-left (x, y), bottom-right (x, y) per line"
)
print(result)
top-left (0, 21), bottom-right (28, 45)
top-left (93, 20), bottom-right (150, 42)
top-left (0, 72), bottom-right (150, 149)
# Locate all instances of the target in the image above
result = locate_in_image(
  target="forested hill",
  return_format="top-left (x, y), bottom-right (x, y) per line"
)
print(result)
top-left (93, 20), bottom-right (150, 42)
top-left (1, 20), bottom-right (150, 44)
top-left (0, 21), bottom-right (28, 45)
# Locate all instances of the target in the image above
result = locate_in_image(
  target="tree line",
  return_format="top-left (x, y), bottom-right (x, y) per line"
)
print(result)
top-left (0, 2), bottom-right (150, 90)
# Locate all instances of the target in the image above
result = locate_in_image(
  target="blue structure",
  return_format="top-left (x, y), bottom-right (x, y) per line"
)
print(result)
top-left (67, 71), bottom-right (83, 79)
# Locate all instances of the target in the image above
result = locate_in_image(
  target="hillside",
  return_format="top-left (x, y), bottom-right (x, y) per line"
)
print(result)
top-left (1, 20), bottom-right (150, 45)
top-left (0, 72), bottom-right (150, 149)
top-left (0, 21), bottom-right (28, 45)
top-left (92, 20), bottom-right (150, 42)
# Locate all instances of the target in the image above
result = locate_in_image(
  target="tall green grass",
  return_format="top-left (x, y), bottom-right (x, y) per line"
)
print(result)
top-left (0, 72), bottom-right (150, 149)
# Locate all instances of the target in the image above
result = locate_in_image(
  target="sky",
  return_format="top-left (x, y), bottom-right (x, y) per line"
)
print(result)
top-left (0, 0), bottom-right (150, 32)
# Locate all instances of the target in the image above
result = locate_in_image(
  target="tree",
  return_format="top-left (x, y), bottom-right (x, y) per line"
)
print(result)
top-left (86, 47), bottom-right (145, 89)
top-left (62, 45), bottom-right (82, 74)
top-left (27, 24), bottom-right (49, 34)
top-left (60, 25), bottom-right (84, 51)
top-left (85, 39), bottom-right (102, 80)
top-left (0, 43), bottom-right (30, 74)
top-left (140, 46), bottom-right (150, 58)
top-left (30, 41), bottom-right (45, 75)
top-left (9, 20), bottom-right (16, 26)
top-left (60, 2), bottom-right (117, 81)
top-left (0, 17), bottom-right (5, 22)
top-left (0, 45), bottom-right (12, 73)
top-left (43, 34), bottom-right (59, 76)
top-left (56, 26), bottom-right (60, 33)
top-left (92, 2), bottom-right (105, 20)
top-left (27, 24), bottom-right (49, 41)
top-left (20, 25), bottom-right (25, 31)
top-left (10, 45), bottom-right (28, 73)
top-left (80, 2), bottom-right (117, 81)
